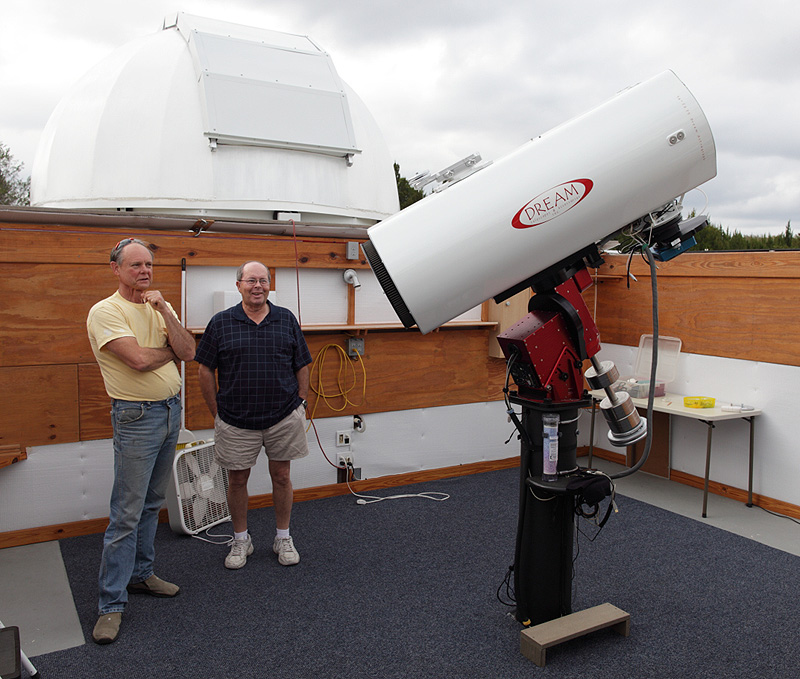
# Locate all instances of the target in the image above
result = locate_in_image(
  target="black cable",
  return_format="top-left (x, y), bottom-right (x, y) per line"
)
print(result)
top-left (757, 505), bottom-right (800, 525)
top-left (575, 502), bottom-right (600, 520)
top-left (496, 565), bottom-right (516, 607)
top-left (626, 248), bottom-right (635, 289)
top-left (503, 348), bottom-right (534, 450)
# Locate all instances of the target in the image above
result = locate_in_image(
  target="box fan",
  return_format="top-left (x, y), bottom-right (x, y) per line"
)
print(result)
top-left (166, 440), bottom-right (230, 535)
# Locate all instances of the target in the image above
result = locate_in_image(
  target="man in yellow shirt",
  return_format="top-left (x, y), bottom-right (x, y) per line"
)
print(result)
top-left (86, 238), bottom-right (196, 644)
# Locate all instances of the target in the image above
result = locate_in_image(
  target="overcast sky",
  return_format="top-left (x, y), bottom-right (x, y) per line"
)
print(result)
top-left (2, 0), bottom-right (798, 235)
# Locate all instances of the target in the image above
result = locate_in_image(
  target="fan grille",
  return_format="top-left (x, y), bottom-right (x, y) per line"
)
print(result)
top-left (174, 442), bottom-right (230, 533)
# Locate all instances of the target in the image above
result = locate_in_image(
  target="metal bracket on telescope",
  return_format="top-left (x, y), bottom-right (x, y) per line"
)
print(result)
top-left (409, 153), bottom-right (490, 193)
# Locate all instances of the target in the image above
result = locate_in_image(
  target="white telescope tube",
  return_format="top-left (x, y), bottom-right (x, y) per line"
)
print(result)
top-left (364, 70), bottom-right (716, 334)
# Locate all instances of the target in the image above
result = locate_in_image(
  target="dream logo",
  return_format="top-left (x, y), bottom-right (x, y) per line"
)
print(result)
top-left (512, 179), bottom-right (594, 229)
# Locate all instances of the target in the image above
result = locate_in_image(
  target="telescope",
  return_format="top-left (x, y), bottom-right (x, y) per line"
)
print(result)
top-left (364, 70), bottom-right (716, 626)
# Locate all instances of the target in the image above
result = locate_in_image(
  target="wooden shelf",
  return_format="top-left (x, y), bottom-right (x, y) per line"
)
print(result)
top-left (0, 446), bottom-right (27, 470)
top-left (302, 321), bottom-right (498, 334)
top-left (189, 320), bottom-right (497, 335)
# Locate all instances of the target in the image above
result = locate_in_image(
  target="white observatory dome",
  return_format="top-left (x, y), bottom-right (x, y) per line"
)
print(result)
top-left (31, 13), bottom-right (399, 226)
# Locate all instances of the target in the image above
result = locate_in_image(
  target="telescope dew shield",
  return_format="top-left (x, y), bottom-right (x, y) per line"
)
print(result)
top-left (363, 70), bottom-right (716, 334)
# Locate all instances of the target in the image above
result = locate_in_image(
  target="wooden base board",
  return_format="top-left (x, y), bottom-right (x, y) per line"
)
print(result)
top-left (578, 445), bottom-right (626, 466)
top-left (582, 446), bottom-right (800, 520)
top-left (520, 603), bottom-right (630, 667)
top-left (0, 445), bottom-right (27, 470)
top-left (4, 448), bottom-right (799, 547)
top-left (0, 457), bottom-right (520, 549)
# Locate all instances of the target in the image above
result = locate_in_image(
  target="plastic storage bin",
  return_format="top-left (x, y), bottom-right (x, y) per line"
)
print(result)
top-left (613, 335), bottom-right (682, 398)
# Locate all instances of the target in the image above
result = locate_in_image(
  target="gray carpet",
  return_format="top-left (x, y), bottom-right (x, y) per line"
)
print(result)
top-left (30, 468), bottom-right (799, 678)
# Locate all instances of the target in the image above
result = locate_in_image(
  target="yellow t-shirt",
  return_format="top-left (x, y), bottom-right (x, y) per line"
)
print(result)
top-left (87, 291), bottom-right (182, 401)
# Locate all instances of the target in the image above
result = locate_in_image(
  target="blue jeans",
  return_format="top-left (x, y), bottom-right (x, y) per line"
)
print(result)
top-left (98, 395), bottom-right (181, 614)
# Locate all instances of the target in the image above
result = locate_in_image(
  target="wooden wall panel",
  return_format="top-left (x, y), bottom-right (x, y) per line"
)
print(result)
top-left (16, 222), bottom-right (798, 451)
top-left (184, 352), bottom-right (210, 431)
top-left (487, 290), bottom-right (531, 358)
top-left (0, 263), bottom-right (182, 368)
top-left (601, 250), bottom-right (800, 279)
top-left (185, 328), bottom-right (502, 430)
top-left (594, 252), bottom-right (800, 366)
top-left (306, 329), bottom-right (490, 416)
top-left (78, 363), bottom-right (113, 441)
top-left (0, 365), bottom-right (79, 447)
top-left (0, 223), bottom-right (370, 269)
top-left (0, 221), bottom-right (503, 448)
top-left (487, 357), bottom-right (508, 401)
top-left (0, 263), bottom-right (105, 367)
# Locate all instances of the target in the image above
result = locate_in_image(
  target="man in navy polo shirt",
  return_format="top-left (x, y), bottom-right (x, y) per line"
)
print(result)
top-left (196, 261), bottom-right (311, 569)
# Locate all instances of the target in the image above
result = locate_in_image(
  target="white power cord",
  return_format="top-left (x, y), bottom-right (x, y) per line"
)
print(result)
top-left (191, 526), bottom-right (234, 545)
top-left (344, 463), bottom-right (450, 505)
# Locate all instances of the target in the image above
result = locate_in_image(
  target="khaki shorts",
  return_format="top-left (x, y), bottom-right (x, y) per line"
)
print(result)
top-left (214, 406), bottom-right (309, 470)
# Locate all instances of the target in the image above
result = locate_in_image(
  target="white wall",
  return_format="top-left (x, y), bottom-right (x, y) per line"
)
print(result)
top-left (0, 402), bottom-right (513, 533)
top-left (0, 263), bottom-right (486, 535)
top-left (587, 343), bottom-right (799, 506)
top-left (3, 342), bottom-right (798, 533)
top-left (185, 265), bottom-right (482, 328)
top-left (5, 260), bottom-right (796, 536)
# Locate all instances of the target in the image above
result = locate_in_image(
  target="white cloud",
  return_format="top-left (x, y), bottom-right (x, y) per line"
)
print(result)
top-left (1, 0), bottom-right (799, 235)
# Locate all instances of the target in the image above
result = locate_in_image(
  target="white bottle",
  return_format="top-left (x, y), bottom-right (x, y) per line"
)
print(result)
top-left (542, 413), bottom-right (560, 481)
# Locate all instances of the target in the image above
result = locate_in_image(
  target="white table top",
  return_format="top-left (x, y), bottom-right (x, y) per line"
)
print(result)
top-left (591, 391), bottom-right (762, 422)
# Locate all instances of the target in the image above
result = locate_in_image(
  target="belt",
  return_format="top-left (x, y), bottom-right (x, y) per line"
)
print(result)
top-left (111, 394), bottom-right (181, 406)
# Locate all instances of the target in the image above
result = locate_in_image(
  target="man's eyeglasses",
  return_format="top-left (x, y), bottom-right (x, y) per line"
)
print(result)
top-left (240, 278), bottom-right (270, 287)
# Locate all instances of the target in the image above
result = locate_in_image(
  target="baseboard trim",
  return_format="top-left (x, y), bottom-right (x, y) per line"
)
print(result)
top-left (583, 446), bottom-right (800, 521)
top-left (577, 445), bottom-right (627, 466)
top-left (0, 517), bottom-right (112, 549)
top-left (0, 457), bottom-right (520, 549)
top-left (4, 451), bottom-right (797, 548)
top-left (668, 469), bottom-right (800, 520)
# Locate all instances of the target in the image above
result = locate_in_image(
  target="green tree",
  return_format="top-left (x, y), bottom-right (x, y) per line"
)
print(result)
top-left (394, 162), bottom-right (424, 210)
top-left (0, 142), bottom-right (31, 205)
top-left (689, 220), bottom-right (800, 251)
top-left (692, 223), bottom-right (729, 251)
top-left (729, 230), bottom-right (747, 250)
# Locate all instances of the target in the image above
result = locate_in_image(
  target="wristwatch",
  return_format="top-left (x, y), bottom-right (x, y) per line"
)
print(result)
top-left (300, 399), bottom-right (308, 410)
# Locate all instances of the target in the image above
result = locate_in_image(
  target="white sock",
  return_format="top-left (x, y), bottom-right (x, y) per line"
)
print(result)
top-left (276, 528), bottom-right (290, 540)
top-left (234, 530), bottom-right (249, 541)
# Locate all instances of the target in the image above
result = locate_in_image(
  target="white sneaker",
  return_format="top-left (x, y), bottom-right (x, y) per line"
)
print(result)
top-left (225, 535), bottom-right (254, 569)
top-left (273, 536), bottom-right (300, 566)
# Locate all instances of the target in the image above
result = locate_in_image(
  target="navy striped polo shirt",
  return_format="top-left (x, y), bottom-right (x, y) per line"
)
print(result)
top-left (195, 302), bottom-right (312, 430)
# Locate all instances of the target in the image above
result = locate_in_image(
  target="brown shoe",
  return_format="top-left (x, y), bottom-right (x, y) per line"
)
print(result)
top-left (93, 612), bottom-right (122, 644)
top-left (126, 574), bottom-right (180, 597)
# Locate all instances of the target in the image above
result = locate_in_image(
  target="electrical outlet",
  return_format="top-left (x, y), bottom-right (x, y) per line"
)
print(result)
top-left (336, 430), bottom-right (351, 447)
top-left (346, 241), bottom-right (360, 260)
top-left (337, 453), bottom-right (354, 467)
top-left (347, 337), bottom-right (364, 359)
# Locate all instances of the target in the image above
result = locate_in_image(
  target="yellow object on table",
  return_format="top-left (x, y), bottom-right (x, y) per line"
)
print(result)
top-left (684, 396), bottom-right (715, 408)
